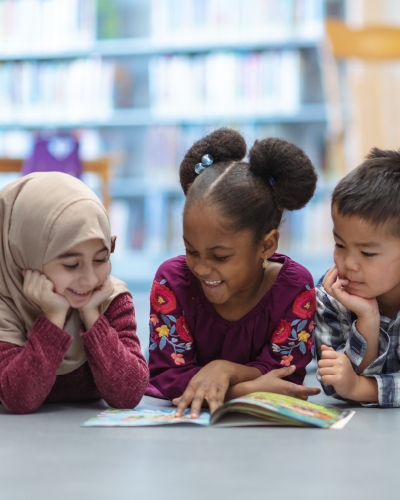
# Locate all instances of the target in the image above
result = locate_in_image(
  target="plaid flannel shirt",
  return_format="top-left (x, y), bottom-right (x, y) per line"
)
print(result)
top-left (315, 278), bottom-right (400, 408)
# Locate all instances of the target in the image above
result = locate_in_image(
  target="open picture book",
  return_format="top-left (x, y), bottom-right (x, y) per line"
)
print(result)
top-left (82, 392), bottom-right (355, 429)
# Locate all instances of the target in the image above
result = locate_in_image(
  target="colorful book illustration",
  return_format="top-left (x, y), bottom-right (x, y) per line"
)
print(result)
top-left (82, 392), bottom-right (355, 429)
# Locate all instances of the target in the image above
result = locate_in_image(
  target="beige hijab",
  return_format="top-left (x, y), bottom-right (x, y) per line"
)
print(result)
top-left (0, 172), bottom-right (130, 375)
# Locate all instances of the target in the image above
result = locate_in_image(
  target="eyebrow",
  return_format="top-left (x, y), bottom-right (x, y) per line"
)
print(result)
top-left (333, 231), bottom-right (381, 248)
top-left (57, 247), bottom-right (108, 259)
top-left (183, 238), bottom-right (233, 252)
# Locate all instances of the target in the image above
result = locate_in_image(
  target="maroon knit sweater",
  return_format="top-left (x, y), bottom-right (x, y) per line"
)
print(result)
top-left (0, 293), bottom-right (149, 414)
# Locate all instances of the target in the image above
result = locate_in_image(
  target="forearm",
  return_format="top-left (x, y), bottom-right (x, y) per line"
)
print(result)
top-left (0, 317), bottom-right (72, 414)
top-left (222, 363), bottom-right (262, 400)
top-left (225, 380), bottom-right (255, 401)
top-left (349, 375), bottom-right (379, 403)
top-left (81, 314), bottom-right (149, 408)
top-left (220, 361), bottom-right (262, 386)
top-left (356, 315), bottom-right (380, 374)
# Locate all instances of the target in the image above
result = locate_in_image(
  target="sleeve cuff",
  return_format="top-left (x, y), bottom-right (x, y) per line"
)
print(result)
top-left (30, 315), bottom-right (73, 351)
top-left (344, 321), bottom-right (368, 368)
top-left (80, 314), bottom-right (111, 348)
top-left (366, 374), bottom-right (400, 408)
top-left (361, 329), bottom-right (390, 375)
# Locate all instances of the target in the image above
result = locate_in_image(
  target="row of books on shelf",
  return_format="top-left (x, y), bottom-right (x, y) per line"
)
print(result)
top-left (150, 0), bottom-right (324, 41)
top-left (150, 50), bottom-right (301, 115)
top-left (0, 49), bottom-right (304, 120)
top-left (0, 0), bottom-right (324, 54)
top-left (0, 59), bottom-right (115, 120)
top-left (109, 195), bottom-right (333, 256)
top-left (0, 0), bottom-right (96, 50)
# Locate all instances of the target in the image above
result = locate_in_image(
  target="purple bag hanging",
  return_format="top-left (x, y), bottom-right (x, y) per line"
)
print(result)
top-left (22, 135), bottom-right (82, 178)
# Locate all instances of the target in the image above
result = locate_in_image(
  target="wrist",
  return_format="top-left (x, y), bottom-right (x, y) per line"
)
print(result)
top-left (80, 309), bottom-right (100, 330)
top-left (43, 310), bottom-right (67, 329)
top-left (344, 373), bottom-right (362, 401)
top-left (356, 310), bottom-right (380, 324)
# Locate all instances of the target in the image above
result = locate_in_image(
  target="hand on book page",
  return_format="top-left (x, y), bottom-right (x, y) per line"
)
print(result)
top-left (241, 366), bottom-right (321, 401)
top-left (173, 360), bottom-right (232, 419)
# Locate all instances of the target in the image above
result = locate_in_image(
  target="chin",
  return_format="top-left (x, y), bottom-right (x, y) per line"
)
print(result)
top-left (344, 286), bottom-right (374, 300)
top-left (65, 293), bottom-right (92, 309)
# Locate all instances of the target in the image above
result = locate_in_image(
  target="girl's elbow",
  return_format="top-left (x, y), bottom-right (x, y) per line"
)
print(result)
top-left (104, 374), bottom-right (150, 409)
top-left (2, 398), bottom-right (41, 414)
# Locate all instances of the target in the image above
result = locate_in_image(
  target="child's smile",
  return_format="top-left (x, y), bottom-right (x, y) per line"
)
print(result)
top-left (183, 202), bottom-right (279, 319)
top-left (43, 239), bottom-right (109, 309)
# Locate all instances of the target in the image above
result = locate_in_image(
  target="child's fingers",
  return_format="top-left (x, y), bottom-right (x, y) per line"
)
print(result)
top-left (318, 367), bottom-right (337, 376)
top-left (175, 388), bottom-right (194, 417)
top-left (321, 349), bottom-right (340, 359)
top-left (271, 365), bottom-right (296, 379)
top-left (318, 359), bottom-right (335, 368)
top-left (322, 266), bottom-right (338, 291)
top-left (172, 397), bottom-right (180, 407)
top-left (291, 385), bottom-right (321, 399)
top-left (190, 390), bottom-right (206, 419)
top-left (22, 269), bottom-right (32, 293)
top-left (321, 345), bottom-right (335, 352)
top-left (207, 387), bottom-right (225, 415)
top-left (331, 279), bottom-right (350, 293)
top-left (25, 270), bottom-right (40, 296)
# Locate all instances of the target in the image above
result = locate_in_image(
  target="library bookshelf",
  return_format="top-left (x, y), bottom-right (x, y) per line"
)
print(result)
top-left (0, 0), bottom-right (338, 288)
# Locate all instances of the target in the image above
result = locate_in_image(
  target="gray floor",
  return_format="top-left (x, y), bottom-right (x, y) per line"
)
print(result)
top-left (1, 366), bottom-right (398, 500)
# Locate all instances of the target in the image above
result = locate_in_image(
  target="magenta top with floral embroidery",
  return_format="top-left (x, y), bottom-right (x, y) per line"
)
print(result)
top-left (145, 254), bottom-right (316, 401)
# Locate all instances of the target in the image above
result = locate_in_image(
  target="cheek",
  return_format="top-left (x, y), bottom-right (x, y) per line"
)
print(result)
top-left (371, 261), bottom-right (400, 288)
top-left (97, 264), bottom-right (110, 283)
top-left (46, 271), bottom-right (73, 295)
top-left (333, 248), bottom-right (342, 267)
top-left (185, 254), bottom-right (194, 272)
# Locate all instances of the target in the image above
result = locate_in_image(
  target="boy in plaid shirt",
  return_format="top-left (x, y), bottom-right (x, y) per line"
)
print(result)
top-left (316, 148), bottom-right (400, 407)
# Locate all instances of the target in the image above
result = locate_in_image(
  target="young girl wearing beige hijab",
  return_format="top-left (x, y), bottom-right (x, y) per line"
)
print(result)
top-left (0, 172), bottom-right (149, 414)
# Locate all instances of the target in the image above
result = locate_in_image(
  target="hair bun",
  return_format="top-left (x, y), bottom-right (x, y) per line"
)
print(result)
top-left (180, 128), bottom-right (247, 195)
top-left (249, 138), bottom-right (317, 211)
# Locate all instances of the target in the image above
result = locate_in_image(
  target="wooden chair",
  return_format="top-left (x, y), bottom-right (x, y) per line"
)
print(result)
top-left (0, 157), bottom-right (111, 210)
top-left (326, 19), bottom-right (400, 60)
top-left (323, 19), bottom-right (400, 173)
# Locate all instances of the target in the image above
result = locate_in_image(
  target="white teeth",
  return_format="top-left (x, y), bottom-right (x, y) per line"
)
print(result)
top-left (205, 281), bottom-right (221, 285)
top-left (72, 290), bottom-right (89, 295)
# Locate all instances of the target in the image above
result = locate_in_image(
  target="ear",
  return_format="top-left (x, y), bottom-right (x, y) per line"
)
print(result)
top-left (110, 236), bottom-right (117, 254)
top-left (260, 229), bottom-right (279, 260)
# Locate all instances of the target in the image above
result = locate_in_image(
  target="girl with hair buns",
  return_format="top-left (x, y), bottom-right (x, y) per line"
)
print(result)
top-left (146, 128), bottom-right (320, 418)
top-left (0, 172), bottom-right (149, 414)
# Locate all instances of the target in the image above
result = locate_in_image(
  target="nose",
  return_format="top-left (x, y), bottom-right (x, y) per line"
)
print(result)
top-left (343, 252), bottom-right (360, 272)
top-left (78, 264), bottom-right (99, 290)
top-left (193, 258), bottom-right (213, 278)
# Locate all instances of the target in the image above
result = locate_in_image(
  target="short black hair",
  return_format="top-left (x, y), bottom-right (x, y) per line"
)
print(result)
top-left (179, 128), bottom-right (317, 243)
top-left (332, 148), bottom-right (400, 237)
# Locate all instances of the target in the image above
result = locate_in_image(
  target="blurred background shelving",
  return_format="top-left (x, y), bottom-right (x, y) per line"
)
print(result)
top-left (0, 0), bottom-right (345, 293)
top-left (3, 0), bottom-right (375, 349)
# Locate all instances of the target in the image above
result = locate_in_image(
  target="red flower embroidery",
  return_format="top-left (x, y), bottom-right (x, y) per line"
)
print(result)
top-left (152, 331), bottom-right (160, 344)
top-left (292, 288), bottom-right (316, 319)
top-left (171, 353), bottom-right (185, 365)
top-left (280, 355), bottom-right (293, 367)
top-left (307, 338), bottom-right (313, 350)
top-left (150, 280), bottom-right (177, 314)
top-left (272, 320), bottom-right (291, 344)
top-left (176, 316), bottom-right (193, 342)
top-left (150, 314), bottom-right (159, 326)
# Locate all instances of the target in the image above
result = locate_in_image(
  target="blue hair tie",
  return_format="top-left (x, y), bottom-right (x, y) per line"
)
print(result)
top-left (269, 177), bottom-right (275, 187)
top-left (195, 154), bottom-right (213, 174)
